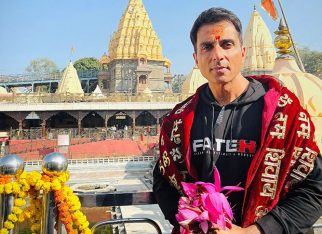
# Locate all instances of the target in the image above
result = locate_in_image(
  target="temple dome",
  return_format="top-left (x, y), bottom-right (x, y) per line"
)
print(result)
top-left (181, 67), bottom-right (207, 95)
top-left (243, 8), bottom-right (276, 76)
top-left (91, 85), bottom-right (104, 97)
top-left (164, 57), bottom-right (171, 68)
top-left (107, 0), bottom-right (166, 62)
top-left (100, 53), bottom-right (110, 64)
top-left (56, 61), bottom-right (84, 95)
top-left (272, 57), bottom-right (322, 117)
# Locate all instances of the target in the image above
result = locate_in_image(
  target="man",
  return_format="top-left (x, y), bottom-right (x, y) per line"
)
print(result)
top-left (153, 7), bottom-right (322, 234)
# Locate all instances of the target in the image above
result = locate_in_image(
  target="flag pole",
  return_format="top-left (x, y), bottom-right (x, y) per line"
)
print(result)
top-left (70, 47), bottom-right (75, 62)
top-left (276, 0), bottom-right (305, 72)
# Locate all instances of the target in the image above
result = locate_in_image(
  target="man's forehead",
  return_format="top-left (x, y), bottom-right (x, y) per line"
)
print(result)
top-left (207, 24), bottom-right (225, 35)
top-left (198, 22), bottom-right (233, 35)
top-left (197, 22), bottom-right (239, 41)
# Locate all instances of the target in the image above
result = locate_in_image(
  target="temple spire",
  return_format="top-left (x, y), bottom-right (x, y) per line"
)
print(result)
top-left (242, 8), bottom-right (276, 76)
top-left (56, 61), bottom-right (84, 95)
top-left (107, 0), bottom-right (164, 62)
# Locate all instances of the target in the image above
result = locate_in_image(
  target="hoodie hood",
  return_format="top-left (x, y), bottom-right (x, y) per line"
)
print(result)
top-left (200, 78), bottom-right (266, 108)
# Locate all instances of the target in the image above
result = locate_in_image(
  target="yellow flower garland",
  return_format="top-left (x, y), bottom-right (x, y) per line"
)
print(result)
top-left (0, 170), bottom-right (91, 234)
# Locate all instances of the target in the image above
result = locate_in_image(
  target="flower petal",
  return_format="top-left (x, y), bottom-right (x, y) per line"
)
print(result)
top-left (182, 182), bottom-right (197, 197)
top-left (221, 185), bottom-right (244, 194)
top-left (213, 167), bottom-right (221, 191)
top-left (200, 221), bottom-right (209, 234)
top-left (176, 208), bottom-right (200, 222)
top-left (219, 193), bottom-right (233, 219)
top-left (200, 182), bottom-right (218, 193)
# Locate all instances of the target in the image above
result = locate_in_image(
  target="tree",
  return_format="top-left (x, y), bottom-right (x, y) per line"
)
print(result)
top-left (25, 58), bottom-right (59, 74)
top-left (172, 74), bottom-right (187, 93)
top-left (298, 47), bottom-right (322, 79)
top-left (74, 57), bottom-right (100, 71)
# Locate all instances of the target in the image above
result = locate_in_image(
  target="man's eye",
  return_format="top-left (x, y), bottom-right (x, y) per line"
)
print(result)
top-left (222, 42), bottom-right (233, 49)
top-left (201, 44), bottom-right (212, 51)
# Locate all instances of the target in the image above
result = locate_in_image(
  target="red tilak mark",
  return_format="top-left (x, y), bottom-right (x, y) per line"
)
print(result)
top-left (215, 35), bottom-right (221, 41)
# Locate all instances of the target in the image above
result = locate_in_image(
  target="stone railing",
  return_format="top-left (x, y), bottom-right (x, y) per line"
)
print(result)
top-left (0, 92), bottom-right (188, 103)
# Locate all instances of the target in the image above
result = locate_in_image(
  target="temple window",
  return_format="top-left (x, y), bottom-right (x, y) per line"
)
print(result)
top-left (139, 75), bottom-right (147, 84)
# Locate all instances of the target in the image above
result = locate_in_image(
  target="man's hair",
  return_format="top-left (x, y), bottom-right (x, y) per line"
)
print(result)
top-left (190, 7), bottom-right (243, 51)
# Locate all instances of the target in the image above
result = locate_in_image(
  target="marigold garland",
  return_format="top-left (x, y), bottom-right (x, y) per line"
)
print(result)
top-left (0, 170), bottom-right (91, 234)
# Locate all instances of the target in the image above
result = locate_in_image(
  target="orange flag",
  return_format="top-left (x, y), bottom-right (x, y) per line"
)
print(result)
top-left (261, 0), bottom-right (279, 20)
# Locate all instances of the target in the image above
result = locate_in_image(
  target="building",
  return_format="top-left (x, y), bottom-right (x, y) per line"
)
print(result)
top-left (98, 0), bottom-right (173, 95)
top-left (181, 66), bottom-right (207, 96)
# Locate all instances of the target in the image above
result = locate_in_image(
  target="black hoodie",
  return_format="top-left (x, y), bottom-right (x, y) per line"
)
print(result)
top-left (190, 78), bottom-right (266, 224)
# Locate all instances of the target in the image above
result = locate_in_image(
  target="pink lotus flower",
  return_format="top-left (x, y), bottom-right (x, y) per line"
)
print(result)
top-left (176, 167), bottom-right (243, 233)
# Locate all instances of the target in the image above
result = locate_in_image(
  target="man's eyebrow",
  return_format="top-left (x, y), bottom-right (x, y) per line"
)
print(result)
top-left (220, 39), bottom-right (235, 44)
top-left (199, 40), bottom-right (215, 46)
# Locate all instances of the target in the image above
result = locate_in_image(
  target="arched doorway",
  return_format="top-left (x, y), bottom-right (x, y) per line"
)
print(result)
top-left (136, 111), bottom-right (157, 136)
top-left (82, 112), bottom-right (104, 128)
top-left (23, 112), bottom-right (41, 129)
top-left (46, 112), bottom-right (77, 128)
top-left (136, 111), bottom-right (156, 126)
top-left (107, 112), bottom-right (132, 130)
top-left (0, 113), bottom-right (18, 130)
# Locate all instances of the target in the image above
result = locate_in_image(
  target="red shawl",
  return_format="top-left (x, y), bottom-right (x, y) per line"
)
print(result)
top-left (158, 75), bottom-right (320, 227)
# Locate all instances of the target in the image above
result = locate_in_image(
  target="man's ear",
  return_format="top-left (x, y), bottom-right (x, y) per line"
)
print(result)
top-left (193, 52), bottom-right (198, 67)
top-left (241, 46), bottom-right (246, 60)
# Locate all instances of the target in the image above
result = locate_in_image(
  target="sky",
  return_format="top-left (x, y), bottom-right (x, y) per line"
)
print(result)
top-left (0, 0), bottom-right (321, 75)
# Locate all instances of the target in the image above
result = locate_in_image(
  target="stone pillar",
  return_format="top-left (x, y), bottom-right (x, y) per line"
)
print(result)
top-left (156, 111), bottom-right (161, 135)
top-left (41, 120), bottom-right (46, 138)
top-left (78, 118), bottom-right (81, 137)
top-left (132, 111), bottom-right (136, 137)
top-left (156, 118), bottom-right (160, 136)
top-left (105, 113), bottom-right (109, 131)
top-left (105, 113), bottom-right (109, 139)
top-left (18, 120), bottom-right (23, 139)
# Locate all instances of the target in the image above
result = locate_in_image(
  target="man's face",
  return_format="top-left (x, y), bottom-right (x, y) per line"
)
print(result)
top-left (193, 21), bottom-right (245, 85)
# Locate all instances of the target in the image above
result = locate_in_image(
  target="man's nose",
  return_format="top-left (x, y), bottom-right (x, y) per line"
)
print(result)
top-left (211, 45), bottom-right (224, 61)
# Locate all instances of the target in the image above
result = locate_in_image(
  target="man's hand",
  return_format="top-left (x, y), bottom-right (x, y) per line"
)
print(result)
top-left (215, 224), bottom-right (262, 234)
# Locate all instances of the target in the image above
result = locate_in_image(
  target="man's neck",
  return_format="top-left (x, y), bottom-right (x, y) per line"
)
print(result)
top-left (208, 75), bottom-right (249, 106)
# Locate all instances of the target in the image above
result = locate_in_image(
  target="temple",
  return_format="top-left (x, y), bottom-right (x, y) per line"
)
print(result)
top-left (98, 0), bottom-right (172, 94)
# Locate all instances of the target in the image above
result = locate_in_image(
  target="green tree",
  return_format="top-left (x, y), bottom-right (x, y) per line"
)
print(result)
top-left (172, 74), bottom-right (187, 93)
top-left (74, 57), bottom-right (100, 71)
top-left (25, 58), bottom-right (59, 74)
top-left (298, 47), bottom-right (322, 79)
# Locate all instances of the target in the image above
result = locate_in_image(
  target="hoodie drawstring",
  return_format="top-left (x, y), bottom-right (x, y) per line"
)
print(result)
top-left (230, 106), bottom-right (236, 143)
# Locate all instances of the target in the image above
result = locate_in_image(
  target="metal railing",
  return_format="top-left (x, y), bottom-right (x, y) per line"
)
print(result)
top-left (24, 155), bottom-right (157, 167)
top-left (0, 70), bottom-right (98, 83)
top-left (9, 127), bottom-right (157, 140)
